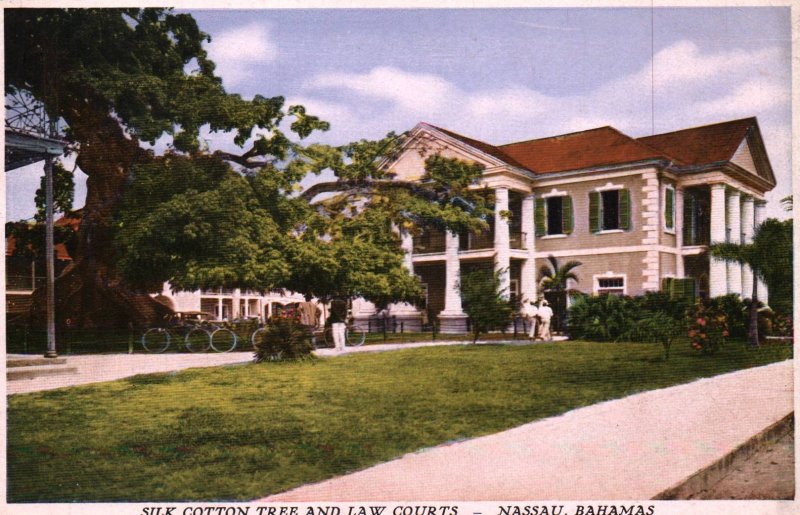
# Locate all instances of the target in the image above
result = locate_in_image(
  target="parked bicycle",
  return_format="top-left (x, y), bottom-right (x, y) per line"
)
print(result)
top-left (141, 312), bottom-right (239, 353)
top-left (321, 323), bottom-right (367, 347)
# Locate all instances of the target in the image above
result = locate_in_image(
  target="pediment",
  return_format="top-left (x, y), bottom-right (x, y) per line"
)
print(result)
top-left (386, 124), bottom-right (507, 182)
top-left (730, 127), bottom-right (776, 186)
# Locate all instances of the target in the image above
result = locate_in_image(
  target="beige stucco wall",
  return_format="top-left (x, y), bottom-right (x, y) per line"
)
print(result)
top-left (533, 171), bottom-right (647, 253)
top-left (536, 251), bottom-right (651, 296)
top-left (389, 134), bottom-right (496, 182)
top-left (660, 251), bottom-right (678, 279)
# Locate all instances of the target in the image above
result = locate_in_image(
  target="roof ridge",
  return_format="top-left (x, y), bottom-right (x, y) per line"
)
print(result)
top-left (498, 125), bottom-right (617, 148)
top-left (638, 117), bottom-right (756, 140)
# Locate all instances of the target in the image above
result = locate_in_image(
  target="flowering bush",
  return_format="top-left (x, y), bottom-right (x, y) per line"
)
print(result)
top-left (771, 312), bottom-right (794, 338)
top-left (687, 301), bottom-right (729, 355)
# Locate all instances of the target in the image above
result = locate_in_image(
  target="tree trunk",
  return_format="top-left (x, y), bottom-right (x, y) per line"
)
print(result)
top-left (748, 275), bottom-right (760, 348)
top-left (29, 105), bottom-right (172, 330)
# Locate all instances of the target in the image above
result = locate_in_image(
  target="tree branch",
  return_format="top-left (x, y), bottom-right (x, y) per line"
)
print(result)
top-left (301, 178), bottom-right (440, 201)
top-left (213, 150), bottom-right (276, 169)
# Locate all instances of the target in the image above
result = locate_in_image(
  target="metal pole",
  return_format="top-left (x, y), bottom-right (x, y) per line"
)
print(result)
top-left (44, 157), bottom-right (57, 357)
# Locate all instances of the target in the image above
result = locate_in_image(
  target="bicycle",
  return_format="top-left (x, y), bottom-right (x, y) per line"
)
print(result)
top-left (141, 314), bottom-right (239, 353)
top-left (322, 323), bottom-right (367, 348)
top-left (141, 323), bottom-right (212, 353)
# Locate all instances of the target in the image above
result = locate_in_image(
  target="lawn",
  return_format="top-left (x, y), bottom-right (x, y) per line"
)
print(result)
top-left (7, 340), bottom-right (792, 502)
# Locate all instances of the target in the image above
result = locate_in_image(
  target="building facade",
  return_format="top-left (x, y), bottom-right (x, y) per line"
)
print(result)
top-left (353, 117), bottom-right (776, 333)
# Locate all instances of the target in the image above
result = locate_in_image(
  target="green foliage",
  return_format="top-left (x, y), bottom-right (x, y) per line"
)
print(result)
top-left (627, 312), bottom-right (686, 360)
top-left (459, 268), bottom-right (514, 343)
top-left (253, 315), bottom-right (314, 362)
top-left (34, 162), bottom-right (74, 222)
top-left (706, 294), bottom-right (748, 340)
top-left (5, 221), bottom-right (77, 261)
top-left (567, 292), bottom-right (689, 342)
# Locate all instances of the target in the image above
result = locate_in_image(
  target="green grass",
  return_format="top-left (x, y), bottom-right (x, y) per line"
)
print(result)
top-left (7, 340), bottom-right (791, 502)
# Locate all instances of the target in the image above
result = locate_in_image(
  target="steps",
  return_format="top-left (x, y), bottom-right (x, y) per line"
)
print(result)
top-left (7, 356), bottom-right (78, 381)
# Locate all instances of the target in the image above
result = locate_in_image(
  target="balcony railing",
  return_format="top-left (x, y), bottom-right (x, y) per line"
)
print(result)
top-left (412, 230), bottom-right (447, 254)
top-left (510, 231), bottom-right (526, 250)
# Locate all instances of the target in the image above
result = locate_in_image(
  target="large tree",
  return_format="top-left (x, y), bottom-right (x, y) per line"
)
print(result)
top-left (7, 8), bottom-right (490, 329)
top-left (709, 218), bottom-right (793, 346)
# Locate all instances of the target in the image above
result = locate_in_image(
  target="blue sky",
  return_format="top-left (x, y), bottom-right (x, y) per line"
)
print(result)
top-left (5, 6), bottom-right (792, 220)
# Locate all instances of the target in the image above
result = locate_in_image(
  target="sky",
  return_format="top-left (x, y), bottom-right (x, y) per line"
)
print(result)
top-left (5, 6), bottom-right (793, 221)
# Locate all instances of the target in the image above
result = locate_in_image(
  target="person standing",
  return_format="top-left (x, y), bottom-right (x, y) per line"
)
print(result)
top-left (538, 299), bottom-right (554, 342)
top-left (328, 298), bottom-right (348, 352)
top-left (299, 295), bottom-right (321, 336)
top-left (520, 300), bottom-right (539, 340)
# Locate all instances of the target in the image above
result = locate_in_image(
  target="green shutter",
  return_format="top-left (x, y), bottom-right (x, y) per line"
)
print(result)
top-left (661, 277), bottom-right (673, 292)
top-left (534, 198), bottom-right (546, 237)
top-left (683, 193), bottom-right (695, 243)
top-left (665, 188), bottom-right (674, 230)
top-left (562, 196), bottom-right (573, 234)
top-left (619, 189), bottom-right (631, 230)
top-left (589, 192), bottom-right (600, 233)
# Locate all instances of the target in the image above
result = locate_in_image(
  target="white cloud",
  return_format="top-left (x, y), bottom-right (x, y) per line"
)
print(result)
top-left (308, 66), bottom-right (457, 114)
top-left (206, 23), bottom-right (277, 88)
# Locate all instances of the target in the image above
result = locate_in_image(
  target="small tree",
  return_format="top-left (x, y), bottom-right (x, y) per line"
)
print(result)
top-left (458, 268), bottom-right (513, 344)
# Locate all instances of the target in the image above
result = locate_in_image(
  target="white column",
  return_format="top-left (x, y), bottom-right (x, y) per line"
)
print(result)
top-left (754, 200), bottom-right (769, 305)
top-left (741, 196), bottom-right (755, 298)
top-left (400, 229), bottom-right (414, 273)
top-left (494, 187), bottom-right (511, 299)
top-left (520, 193), bottom-right (537, 303)
top-left (709, 184), bottom-right (728, 297)
top-left (439, 230), bottom-right (467, 333)
top-left (441, 231), bottom-right (464, 315)
top-left (232, 288), bottom-right (242, 318)
top-left (726, 190), bottom-right (742, 296)
top-left (217, 297), bottom-right (224, 320)
top-left (675, 188), bottom-right (685, 277)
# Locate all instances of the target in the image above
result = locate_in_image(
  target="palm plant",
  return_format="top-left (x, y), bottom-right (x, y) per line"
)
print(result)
top-left (539, 255), bottom-right (582, 292)
top-left (709, 219), bottom-right (793, 347)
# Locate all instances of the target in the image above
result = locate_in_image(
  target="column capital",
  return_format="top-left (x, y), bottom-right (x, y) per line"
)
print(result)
top-left (710, 183), bottom-right (728, 191)
top-left (727, 188), bottom-right (741, 198)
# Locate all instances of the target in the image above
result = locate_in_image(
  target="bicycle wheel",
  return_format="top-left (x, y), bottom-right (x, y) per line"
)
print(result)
top-left (210, 328), bottom-right (238, 353)
top-left (250, 327), bottom-right (268, 349)
top-left (322, 327), bottom-right (335, 348)
top-left (346, 327), bottom-right (366, 347)
top-left (184, 327), bottom-right (211, 353)
top-left (142, 328), bottom-right (170, 353)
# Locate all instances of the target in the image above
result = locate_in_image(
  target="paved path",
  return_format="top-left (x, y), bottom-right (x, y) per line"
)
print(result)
top-left (264, 359), bottom-right (794, 501)
top-left (6, 337), bottom-right (565, 395)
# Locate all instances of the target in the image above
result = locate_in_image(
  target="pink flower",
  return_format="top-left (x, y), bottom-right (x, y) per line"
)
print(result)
top-left (697, 318), bottom-right (707, 326)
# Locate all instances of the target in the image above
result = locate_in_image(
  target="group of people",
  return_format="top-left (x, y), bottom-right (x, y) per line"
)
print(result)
top-left (297, 295), bottom-right (349, 352)
top-left (520, 299), bottom-right (554, 342)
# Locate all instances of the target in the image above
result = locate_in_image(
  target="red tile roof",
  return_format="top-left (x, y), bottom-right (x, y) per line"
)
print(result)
top-left (498, 126), bottom-right (677, 174)
top-left (425, 118), bottom-right (760, 175)
top-left (5, 211), bottom-right (81, 260)
top-left (637, 117), bottom-right (756, 166)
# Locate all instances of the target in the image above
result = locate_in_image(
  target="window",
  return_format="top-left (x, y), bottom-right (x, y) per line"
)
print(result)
top-left (664, 186), bottom-right (675, 232)
top-left (589, 189), bottom-right (630, 233)
top-left (547, 197), bottom-right (563, 234)
top-left (596, 277), bottom-right (625, 296)
top-left (535, 195), bottom-right (573, 236)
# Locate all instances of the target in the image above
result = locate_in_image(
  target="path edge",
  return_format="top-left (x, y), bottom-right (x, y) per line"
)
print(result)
top-left (652, 411), bottom-right (795, 500)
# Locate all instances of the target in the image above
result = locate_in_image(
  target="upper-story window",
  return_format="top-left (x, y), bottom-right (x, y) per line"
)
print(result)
top-left (589, 188), bottom-right (631, 233)
top-left (535, 195), bottom-right (573, 237)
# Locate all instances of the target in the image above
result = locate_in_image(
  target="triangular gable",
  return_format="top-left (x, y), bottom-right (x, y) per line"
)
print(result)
top-left (730, 124), bottom-right (776, 186)
top-left (385, 123), bottom-right (511, 182)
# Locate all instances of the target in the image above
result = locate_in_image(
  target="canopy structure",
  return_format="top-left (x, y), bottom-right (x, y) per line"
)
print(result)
top-left (5, 129), bottom-right (68, 171)
top-left (5, 127), bottom-right (70, 357)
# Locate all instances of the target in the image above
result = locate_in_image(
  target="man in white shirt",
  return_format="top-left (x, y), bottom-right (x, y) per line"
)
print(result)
top-left (520, 300), bottom-right (539, 340)
top-left (538, 299), bottom-right (554, 342)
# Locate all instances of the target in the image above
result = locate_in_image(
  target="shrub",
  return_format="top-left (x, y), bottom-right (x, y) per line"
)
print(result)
top-left (707, 294), bottom-right (748, 340)
top-left (687, 301), bottom-right (729, 355)
top-left (459, 268), bottom-right (514, 344)
top-left (253, 315), bottom-right (314, 362)
top-left (629, 312), bottom-right (686, 360)
top-left (567, 292), bottom-right (689, 342)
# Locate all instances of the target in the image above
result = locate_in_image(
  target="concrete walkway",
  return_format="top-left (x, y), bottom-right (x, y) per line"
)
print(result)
top-left (264, 359), bottom-right (794, 501)
top-left (6, 337), bottom-right (564, 395)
